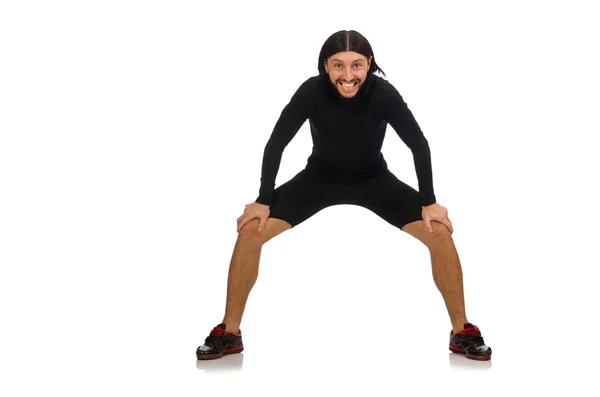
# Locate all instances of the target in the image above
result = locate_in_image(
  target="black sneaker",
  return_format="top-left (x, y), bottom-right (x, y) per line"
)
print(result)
top-left (196, 323), bottom-right (244, 360)
top-left (449, 323), bottom-right (492, 361)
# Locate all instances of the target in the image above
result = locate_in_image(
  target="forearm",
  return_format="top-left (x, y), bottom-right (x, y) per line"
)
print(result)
top-left (411, 141), bottom-right (436, 206)
top-left (255, 139), bottom-right (285, 206)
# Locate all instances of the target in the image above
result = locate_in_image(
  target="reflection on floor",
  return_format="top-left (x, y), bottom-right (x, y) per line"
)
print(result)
top-left (448, 352), bottom-right (492, 370)
top-left (196, 353), bottom-right (244, 374)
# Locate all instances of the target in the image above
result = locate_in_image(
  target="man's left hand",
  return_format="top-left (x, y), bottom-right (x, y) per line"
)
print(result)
top-left (422, 203), bottom-right (453, 234)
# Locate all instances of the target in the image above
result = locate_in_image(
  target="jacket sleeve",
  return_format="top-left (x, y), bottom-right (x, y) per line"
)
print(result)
top-left (383, 82), bottom-right (436, 206)
top-left (255, 78), bottom-right (316, 206)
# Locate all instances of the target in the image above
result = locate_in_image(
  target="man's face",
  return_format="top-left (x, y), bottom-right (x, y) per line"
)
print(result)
top-left (324, 51), bottom-right (372, 98)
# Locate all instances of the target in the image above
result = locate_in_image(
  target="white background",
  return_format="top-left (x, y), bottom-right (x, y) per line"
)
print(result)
top-left (1, 0), bottom-right (599, 395)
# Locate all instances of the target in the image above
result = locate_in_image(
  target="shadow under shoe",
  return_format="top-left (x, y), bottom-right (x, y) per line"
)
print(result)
top-left (196, 323), bottom-right (244, 360)
top-left (449, 323), bottom-right (492, 361)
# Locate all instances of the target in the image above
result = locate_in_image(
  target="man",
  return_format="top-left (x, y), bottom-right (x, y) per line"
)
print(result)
top-left (196, 30), bottom-right (492, 361)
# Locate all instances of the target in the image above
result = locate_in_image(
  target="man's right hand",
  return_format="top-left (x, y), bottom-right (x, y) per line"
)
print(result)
top-left (236, 202), bottom-right (270, 233)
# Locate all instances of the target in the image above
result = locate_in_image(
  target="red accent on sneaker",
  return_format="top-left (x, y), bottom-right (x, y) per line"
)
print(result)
top-left (457, 325), bottom-right (481, 335)
top-left (224, 344), bottom-right (244, 353)
top-left (210, 325), bottom-right (225, 336)
top-left (466, 354), bottom-right (491, 361)
top-left (209, 325), bottom-right (240, 336)
top-left (198, 353), bottom-right (223, 359)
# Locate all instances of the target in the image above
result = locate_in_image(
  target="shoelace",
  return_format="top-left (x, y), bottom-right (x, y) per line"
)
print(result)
top-left (204, 326), bottom-right (226, 348)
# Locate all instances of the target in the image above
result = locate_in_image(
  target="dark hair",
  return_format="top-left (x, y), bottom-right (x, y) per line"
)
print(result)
top-left (317, 30), bottom-right (385, 77)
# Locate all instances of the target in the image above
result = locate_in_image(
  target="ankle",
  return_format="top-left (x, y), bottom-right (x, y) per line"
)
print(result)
top-left (225, 327), bottom-right (240, 335)
top-left (222, 320), bottom-right (240, 335)
top-left (452, 320), bottom-right (469, 334)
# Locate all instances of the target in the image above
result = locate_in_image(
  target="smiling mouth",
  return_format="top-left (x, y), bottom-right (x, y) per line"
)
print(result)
top-left (339, 81), bottom-right (358, 88)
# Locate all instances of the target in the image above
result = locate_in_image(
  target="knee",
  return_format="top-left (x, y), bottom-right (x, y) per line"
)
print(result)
top-left (427, 221), bottom-right (453, 248)
top-left (237, 219), bottom-right (264, 245)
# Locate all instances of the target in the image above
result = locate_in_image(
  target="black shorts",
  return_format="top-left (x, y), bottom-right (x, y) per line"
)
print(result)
top-left (268, 168), bottom-right (424, 229)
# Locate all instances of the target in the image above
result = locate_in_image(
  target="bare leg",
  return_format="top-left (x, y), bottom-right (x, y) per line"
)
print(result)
top-left (402, 220), bottom-right (468, 334)
top-left (221, 217), bottom-right (291, 334)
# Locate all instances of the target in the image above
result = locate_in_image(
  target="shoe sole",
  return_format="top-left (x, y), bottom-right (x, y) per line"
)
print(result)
top-left (196, 344), bottom-right (244, 360)
top-left (449, 345), bottom-right (491, 361)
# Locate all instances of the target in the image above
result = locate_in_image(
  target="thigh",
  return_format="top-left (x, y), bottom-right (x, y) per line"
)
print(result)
top-left (268, 169), bottom-right (343, 228)
top-left (357, 170), bottom-right (423, 230)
